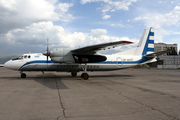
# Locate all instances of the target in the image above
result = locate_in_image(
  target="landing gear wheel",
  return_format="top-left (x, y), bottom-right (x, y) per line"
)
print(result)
top-left (81, 73), bottom-right (89, 80)
top-left (21, 73), bottom-right (26, 78)
top-left (71, 72), bottom-right (77, 77)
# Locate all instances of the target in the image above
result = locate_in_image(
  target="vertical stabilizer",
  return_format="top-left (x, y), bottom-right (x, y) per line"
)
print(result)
top-left (115, 27), bottom-right (154, 56)
top-left (134, 27), bottom-right (154, 55)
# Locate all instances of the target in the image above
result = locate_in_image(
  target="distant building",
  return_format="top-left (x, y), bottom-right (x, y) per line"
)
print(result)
top-left (157, 56), bottom-right (180, 69)
top-left (159, 56), bottom-right (180, 65)
top-left (154, 43), bottom-right (177, 56)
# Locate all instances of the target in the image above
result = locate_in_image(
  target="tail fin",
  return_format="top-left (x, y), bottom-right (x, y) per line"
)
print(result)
top-left (116, 27), bottom-right (154, 56)
top-left (134, 27), bottom-right (154, 55)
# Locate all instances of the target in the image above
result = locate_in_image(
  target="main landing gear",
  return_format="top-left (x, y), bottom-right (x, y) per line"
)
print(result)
top-left (20, 71), bottom-right (26, 78)
top-left (81, 73), bottom-right (89, 80)
top-left (80, 63), bottom-right (90, 80)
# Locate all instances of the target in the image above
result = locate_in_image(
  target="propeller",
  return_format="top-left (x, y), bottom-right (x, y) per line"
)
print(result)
top-left (43, 38), bottom-right (50, 70)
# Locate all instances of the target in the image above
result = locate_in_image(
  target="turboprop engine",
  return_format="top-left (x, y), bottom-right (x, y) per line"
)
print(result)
top-left (44, 48), bottom-right (107, 63)
top-left (49, 48), bottom-right (74, 63)
top-left (42, 40), bottom-right (106, 63)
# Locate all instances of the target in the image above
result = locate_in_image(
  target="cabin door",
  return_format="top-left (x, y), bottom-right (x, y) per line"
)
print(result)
top-left (116, 57), bottom-right (123, 68)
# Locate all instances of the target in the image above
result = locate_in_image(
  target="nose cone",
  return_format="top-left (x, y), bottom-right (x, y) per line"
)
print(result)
top-left (4, 60), bottom-right (13, 69)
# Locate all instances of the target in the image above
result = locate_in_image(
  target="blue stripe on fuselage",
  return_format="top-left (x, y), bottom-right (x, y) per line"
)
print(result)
top-left (19, 56), bottom-right (154, 70)
top-left (19, 60), bottom-right (54, 70)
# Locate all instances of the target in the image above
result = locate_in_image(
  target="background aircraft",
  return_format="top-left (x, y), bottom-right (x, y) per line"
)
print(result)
top-left (3, 27), bottom-right (171, 80)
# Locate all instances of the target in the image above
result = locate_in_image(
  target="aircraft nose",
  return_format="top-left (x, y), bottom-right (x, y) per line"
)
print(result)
top-left (4, 60), bottom-right (13, 69)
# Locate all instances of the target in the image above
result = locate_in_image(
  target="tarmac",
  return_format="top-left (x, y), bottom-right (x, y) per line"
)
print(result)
top-left (0, 67), bottom-right (180, 120)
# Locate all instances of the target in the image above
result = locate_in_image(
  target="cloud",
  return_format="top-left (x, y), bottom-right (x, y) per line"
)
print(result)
top-left (0, 0), bottom-right (74, 34)
top-left (80, 0), bottom-right (108, 4)
top-left (111, 23), bottom-right (126, 27)
top-left (102, 0), bottom-right (137, 12)
top-left (130, 6), bottom-right (180, 43)
top-left (91, 29), bottom-right (107, 37)
top-left (81, 0), bottom-right (137, 12)
top-left (132, 6), bottom-right (180, 28)
top-left (56, 2), bottom-right (74, 21)
top-left (0, 21), bottom-right (135, 55)
top-left (102, 15), bottom-right (111, 19)
top-left (80, 0), bottom-right (137, 19)
top-left (57, 3), bottom-right (73, 12)
top-left (2, 22), bottom-right (109, 48)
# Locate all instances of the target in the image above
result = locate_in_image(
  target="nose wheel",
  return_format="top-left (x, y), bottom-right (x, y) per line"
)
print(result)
top-left (20, 72), bottom-right (26, 78)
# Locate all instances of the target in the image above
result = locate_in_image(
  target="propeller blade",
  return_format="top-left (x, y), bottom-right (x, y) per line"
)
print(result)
top-left (47, 56), bottom-right (48, 63)
top-left (46, 38), bottom-right (49, 70)
top-left (47, 38), bottom-right (49, 53)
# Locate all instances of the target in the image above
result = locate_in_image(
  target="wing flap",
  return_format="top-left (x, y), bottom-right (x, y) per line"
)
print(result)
top-left (71, 41), bottom-right (133, 53)
top-left (145, 49), bottom-right (173, 57)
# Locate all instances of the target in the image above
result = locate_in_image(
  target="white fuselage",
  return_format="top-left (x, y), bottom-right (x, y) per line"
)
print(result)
top-left (4, 53), bottom-right (155, 72)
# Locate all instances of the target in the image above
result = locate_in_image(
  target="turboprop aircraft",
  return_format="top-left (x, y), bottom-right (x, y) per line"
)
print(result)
top-left (3, 27), bottom-right (172, 80)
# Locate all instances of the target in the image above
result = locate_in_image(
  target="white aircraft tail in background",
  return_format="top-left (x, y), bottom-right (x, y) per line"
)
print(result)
top-left (116, 27), bottom-right (154, 56)
top-left (3, 27), bottom-right (172, 79)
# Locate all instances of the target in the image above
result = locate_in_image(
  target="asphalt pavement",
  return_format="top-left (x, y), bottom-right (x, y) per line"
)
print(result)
top-left (0, 67), bottom-right (180, 120)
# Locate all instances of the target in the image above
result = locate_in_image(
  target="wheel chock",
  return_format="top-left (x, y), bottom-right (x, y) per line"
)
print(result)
top-left (81, 78), bottom-right (91, 80)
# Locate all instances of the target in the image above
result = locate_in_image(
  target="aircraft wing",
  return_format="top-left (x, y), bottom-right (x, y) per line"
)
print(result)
top-left (71, 41), bottom-right (133, 53)
top-left (145, 49), bottom-right (173, 57)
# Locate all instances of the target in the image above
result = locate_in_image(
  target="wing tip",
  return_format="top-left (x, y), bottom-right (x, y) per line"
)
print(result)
top-left (123, 40), bottom-right (133, 43)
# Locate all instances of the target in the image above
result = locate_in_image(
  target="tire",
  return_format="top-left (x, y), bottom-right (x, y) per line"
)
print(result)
top-left (21, 73), bottom-right (26, 78)
top-left (71, 72), bottom-right (77, 77)
top-left (81, 73), bottom-right (89, 80)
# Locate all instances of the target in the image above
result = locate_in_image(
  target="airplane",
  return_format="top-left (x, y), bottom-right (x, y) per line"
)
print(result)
top-left (3, 27), bottom-right (172, 80)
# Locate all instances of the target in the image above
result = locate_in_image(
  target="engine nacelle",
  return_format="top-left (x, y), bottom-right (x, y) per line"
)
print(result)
top-left (50, 48), bottom-right (75, 63)
top-left (73, 54), bottom-right (107, 63)
top-left (50, 48), bottom-right (65, 57)
top-left (49, 48), bottom-right (107, 63)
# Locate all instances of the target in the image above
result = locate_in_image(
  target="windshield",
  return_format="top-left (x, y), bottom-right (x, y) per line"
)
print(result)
top-left (12, 55), bottom-right (23, 61)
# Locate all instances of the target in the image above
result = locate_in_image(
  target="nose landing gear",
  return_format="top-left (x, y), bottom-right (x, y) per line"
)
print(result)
top-left (20, 71), bottom-right (26, 78)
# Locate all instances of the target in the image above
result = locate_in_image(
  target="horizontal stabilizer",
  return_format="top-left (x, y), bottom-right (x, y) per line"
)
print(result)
top-left (145, 49), bottom-right (173, 57)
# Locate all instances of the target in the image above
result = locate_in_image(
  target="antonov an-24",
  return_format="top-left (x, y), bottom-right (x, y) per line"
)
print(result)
top-left (3, 27), bottom-right (171, 80)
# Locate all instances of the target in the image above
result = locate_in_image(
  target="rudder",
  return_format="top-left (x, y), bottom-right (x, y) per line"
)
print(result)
top-left (134, 27), bottom-right (154, 55)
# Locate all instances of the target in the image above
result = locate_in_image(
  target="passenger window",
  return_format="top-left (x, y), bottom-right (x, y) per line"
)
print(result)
top-left (24, 55), bottom-right (27, 59)
top-left (28, 55), bottom-right (31, 58)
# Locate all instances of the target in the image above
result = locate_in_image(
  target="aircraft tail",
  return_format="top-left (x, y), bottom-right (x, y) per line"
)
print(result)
top-left (134, 27), bottom-right (154, 55)
top-left (116, 27), bottom-right (154, 56)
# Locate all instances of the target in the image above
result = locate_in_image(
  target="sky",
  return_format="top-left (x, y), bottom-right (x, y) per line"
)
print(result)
top-left (0, 0), bottom-right (180, 56)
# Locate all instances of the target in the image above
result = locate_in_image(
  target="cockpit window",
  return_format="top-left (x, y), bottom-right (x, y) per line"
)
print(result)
top-left (12, 55), bottom-right (23, 61)
top-left (28, 55), bottom-right (31, 58)
top-left (24, 55), bottom-right (27, 59)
